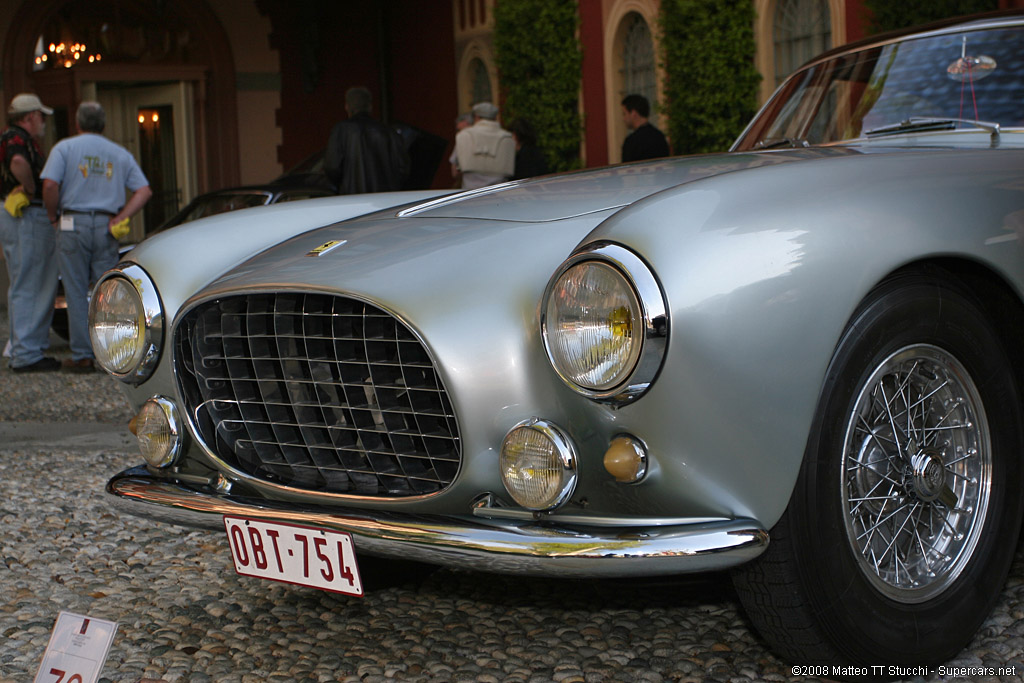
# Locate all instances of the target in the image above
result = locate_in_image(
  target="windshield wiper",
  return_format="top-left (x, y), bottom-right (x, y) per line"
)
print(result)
top-left (753, 137), bottom-right (810, 150)
top-left (864, 116), bottom-right (1000, 141)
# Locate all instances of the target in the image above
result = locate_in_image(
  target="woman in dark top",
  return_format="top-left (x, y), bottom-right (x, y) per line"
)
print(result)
top-left (511, 119), bottom-right (549, 180)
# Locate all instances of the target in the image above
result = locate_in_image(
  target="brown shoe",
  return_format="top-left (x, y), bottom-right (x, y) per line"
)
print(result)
top-left (62, 358), bottom-right (96, 373)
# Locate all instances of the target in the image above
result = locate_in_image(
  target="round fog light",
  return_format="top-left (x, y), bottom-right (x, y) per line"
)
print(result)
top-left (500, 419), bottom-right (577, 510)
top-left (603, 435), bottom-right (648, 483)
top-left (136, 397), bottom-right (182, 468)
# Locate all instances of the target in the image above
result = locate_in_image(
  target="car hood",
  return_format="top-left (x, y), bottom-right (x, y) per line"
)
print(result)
top-left (189, 147), bottom-right (858, 312)
top-left (392, 147), bottom-right (857, 223)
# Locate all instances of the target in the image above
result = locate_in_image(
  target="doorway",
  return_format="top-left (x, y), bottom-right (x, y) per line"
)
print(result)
top-left (89, 82), bottom-right (198, 239)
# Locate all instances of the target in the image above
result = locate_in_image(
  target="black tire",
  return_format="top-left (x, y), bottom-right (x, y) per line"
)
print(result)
top-left (733, 272), bottom-right (1024, 675)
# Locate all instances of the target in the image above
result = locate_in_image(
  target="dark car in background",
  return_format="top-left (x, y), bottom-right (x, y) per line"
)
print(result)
top-left (155, 183), bottom-right (335, 232)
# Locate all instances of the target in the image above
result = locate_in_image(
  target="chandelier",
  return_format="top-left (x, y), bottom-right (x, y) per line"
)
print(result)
top-left (34, 41), bottom-right (103, 69)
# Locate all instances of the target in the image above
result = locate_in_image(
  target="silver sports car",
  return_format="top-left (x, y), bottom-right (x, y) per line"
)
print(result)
top-left (93, 12), bottom-right (1024, 673)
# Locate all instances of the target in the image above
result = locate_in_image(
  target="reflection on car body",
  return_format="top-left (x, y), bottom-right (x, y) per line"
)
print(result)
top-left (92, 12), bottom-right (1024, 675)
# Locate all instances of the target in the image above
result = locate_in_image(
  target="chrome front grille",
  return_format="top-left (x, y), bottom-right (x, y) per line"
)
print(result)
top-left (175, 293), bottom-right (461, 497)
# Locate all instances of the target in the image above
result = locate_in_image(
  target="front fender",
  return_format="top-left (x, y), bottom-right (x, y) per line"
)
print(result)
top-left (582, 150), bottom-right (1024, 528)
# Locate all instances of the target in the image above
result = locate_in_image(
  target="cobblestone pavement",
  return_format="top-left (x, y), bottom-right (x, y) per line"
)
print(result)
top-left (1, 316), bottom-right (1023, 682)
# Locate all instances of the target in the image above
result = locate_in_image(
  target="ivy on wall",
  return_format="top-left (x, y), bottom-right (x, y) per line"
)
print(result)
top-left (864, 0), bottom-right (1000, 34)
top-left (493, 0), bottom-right (582, 171)
top-left (658, 0), bottom-right (761, 155)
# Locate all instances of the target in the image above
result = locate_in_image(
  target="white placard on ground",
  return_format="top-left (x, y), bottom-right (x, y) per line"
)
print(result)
top-left (34, 611), bottom-right (118, 683)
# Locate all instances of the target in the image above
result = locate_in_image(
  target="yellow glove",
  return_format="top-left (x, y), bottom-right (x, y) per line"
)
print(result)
top-left (110, 217), bottom-right (131, 240)
top-left (4, 190), bottom-right (29, 218)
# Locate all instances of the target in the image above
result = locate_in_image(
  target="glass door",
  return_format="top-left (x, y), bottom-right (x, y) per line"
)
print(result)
top-left (94, 82), bottom-right (197, 239)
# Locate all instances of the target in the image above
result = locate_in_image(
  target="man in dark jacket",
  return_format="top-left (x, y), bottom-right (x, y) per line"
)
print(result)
top-left (621, 94), bottom-right (671, 162)
top-left (325, 87), bottom-right (410, 194)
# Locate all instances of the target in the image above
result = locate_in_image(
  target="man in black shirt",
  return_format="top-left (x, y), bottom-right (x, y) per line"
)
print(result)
top-left (621, 94), bottom-right (670, 162)
top-left (325, 87), bottom-right (410, 195)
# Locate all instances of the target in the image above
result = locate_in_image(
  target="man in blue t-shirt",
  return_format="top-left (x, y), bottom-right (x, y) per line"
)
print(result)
top-left (41, 101), bottom-right (152, 372)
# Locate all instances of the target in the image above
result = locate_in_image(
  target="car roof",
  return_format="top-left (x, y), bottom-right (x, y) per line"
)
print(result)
top-left (800, 9), bottom-right (1024, 71)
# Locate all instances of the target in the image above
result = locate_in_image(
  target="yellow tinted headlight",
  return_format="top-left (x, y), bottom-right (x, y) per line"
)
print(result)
top-left (89, 265), bottom-right (163, 383)
top-left (542, 244), bottom-right (668, 405)
top-left (500, 419), bottom-right (577, 510)
top-left (544, 260), bottom-right (643, 391)
top-left (90, 276), bottom-right (146, 374)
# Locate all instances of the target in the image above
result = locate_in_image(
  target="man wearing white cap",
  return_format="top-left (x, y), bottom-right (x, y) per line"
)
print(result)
top-left (0, 93), bottom-right (59, 372)
top-left (454, 102), bottom-right (515, 190)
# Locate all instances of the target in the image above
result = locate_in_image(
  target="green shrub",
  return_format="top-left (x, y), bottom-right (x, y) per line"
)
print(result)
top-left (659, 0), bottom-right (761, 155)
top-left (864, 0), bottom-right (1000, 34)
top-left (494, 0), bottom-right (582, 171)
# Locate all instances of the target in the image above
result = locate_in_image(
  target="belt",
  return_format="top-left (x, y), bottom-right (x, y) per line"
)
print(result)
top-left (63, 209), bottom-right (114, 217)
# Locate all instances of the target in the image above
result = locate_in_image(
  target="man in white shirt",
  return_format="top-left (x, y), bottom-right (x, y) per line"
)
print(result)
top-left (454, 102), bottom-right (515, 190)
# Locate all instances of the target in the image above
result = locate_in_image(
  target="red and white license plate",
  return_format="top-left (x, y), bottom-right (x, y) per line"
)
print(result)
top-left (224, 516), bottom-right (363, 596)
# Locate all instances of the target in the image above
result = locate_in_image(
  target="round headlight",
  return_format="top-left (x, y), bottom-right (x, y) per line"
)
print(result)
top-left (90, 277), bottom-right (144, 373)
top-left (136, 396), bottom-right (182, 468)
top-left (89, 265), bottom-right (162, 383)
top-left (500, 419), bottom-right (577, 510)
top-left (544, 260), bottom-right (643, 391)
top-left (543, 243), bottom-right (667, 404)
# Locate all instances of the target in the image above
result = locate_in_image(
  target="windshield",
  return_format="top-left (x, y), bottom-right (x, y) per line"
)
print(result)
top-left (735, 26), bottom-right (1024, 150)
top-left (179, 192), bottom-right (272, 223)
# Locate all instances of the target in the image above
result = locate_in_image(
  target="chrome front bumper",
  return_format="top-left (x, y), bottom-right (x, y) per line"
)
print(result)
top-left (107, 466), bottom-right (769, 578)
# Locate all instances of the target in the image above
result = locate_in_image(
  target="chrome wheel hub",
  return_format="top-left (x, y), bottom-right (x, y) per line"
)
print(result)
top-left (842, 345), bottom-right (991, 602)
top-left (909, 449), bottom-right (957, 505)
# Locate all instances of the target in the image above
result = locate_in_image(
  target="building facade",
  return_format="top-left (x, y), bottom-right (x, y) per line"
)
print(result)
top-left (3, 0), bottom-right (1019, 234)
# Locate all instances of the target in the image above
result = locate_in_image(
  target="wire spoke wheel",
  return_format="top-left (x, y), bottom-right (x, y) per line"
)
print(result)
top-left (842, 344), bottom-right (991, 602)
top-left (733, 274), bottom-right (1023, 669)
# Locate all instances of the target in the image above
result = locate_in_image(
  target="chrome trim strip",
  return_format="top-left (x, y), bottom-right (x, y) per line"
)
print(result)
top-left (541, 241), bottom-right (669, 406)
top-left (107, 466), bottom-right (768, 577)
top-left (396, 181), bottom-right (521, 217)
top-left (91, 263), bottom-right (164, 384)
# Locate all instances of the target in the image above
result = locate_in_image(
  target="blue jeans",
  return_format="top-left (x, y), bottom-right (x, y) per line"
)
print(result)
top-left (9, 205), bottom-right (58, 367)
top-left (57, 212), bottom-right (119, 361)
top-left (0, 210), bottom-right (20, 347)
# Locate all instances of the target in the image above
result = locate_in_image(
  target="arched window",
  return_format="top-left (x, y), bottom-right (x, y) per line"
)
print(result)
top-left (773, 0), bottom-right (831, 85)
top-left (620, 13), bottom-right (657, 122)
top-left (470, 57), bottom-right (493, 105)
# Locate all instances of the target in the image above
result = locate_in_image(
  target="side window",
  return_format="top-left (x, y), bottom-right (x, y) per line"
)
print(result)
top-left (470, 58), bottom-right (493, 106)
top-left (621, 13), bottom-right (658, 126)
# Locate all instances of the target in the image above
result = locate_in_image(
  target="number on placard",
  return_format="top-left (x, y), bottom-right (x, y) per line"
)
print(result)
top-left (48, 669), bottom-right (84, 683)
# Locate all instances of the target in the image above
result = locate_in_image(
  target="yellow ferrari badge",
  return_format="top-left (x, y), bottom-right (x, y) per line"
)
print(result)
top-left (306, 239), bottom-right (347, 257)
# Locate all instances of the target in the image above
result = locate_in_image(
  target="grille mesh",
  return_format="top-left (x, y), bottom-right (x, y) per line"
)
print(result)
top-left (175, 293), bottom-right (461, 497)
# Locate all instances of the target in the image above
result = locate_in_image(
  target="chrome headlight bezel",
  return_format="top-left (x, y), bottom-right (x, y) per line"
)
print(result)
top-left (89, 263), bottom-right (163, 384)
top-left (136, 396), bottom-right (183, 468)
top-left (541, 242), bottom-right (668, 405)
top-left (500, 418), bottom-right (578, 511)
